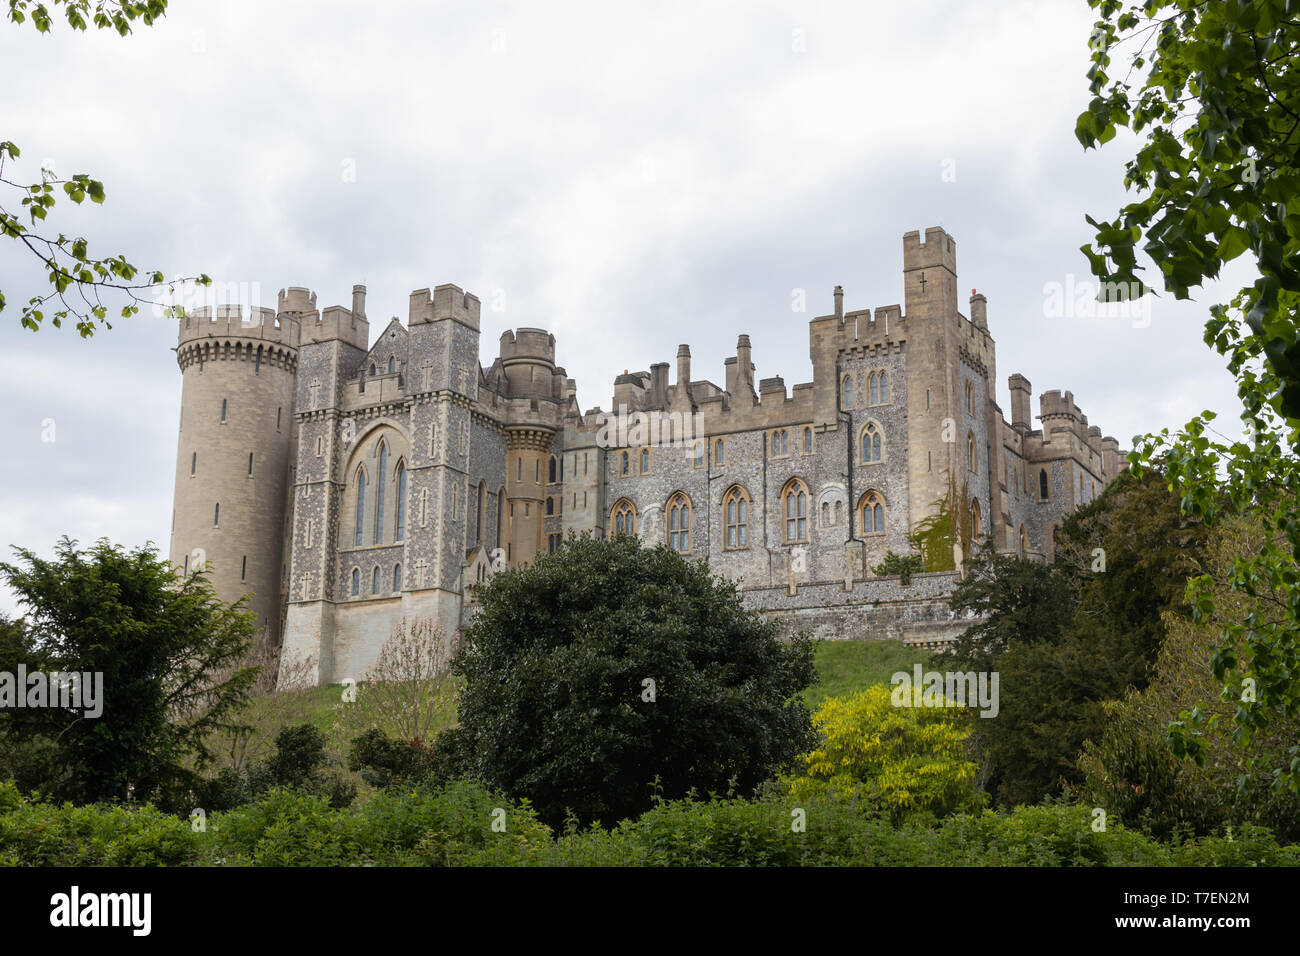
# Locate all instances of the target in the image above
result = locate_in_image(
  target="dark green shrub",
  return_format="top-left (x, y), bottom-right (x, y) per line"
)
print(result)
top-left (445, 532), bottom-right (816, 829)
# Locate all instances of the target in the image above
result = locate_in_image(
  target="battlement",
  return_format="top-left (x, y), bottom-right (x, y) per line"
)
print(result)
top-left (499, 328), bottom-right (556, 365)
top-left (1040, 389), bottom-right (1082, 423)
top-left (178, 304), bottom-right (298, 348)
top-left (410, 284), bottom-right (481, 329)
top-left (277, 287), bottom-right (317, 314)
top-left (902, 226), bottom-right (957, 274)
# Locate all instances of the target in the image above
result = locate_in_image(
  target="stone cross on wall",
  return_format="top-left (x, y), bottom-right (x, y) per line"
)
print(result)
top-left (918, 272), bottom-right (927, 292)
top-left (414, 560), bottom-right (428, 589)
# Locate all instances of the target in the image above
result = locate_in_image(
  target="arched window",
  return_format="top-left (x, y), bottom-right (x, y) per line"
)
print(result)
top-left (869, 373), bottom-right (879, 405)
top-left (861, 423), bottom-right (883, 463)
top-left (393, 563), bottom-right (402, 592)
top-left (395, 464), bottom-right (407, 541)
top-left (354, 467), bottom-right (367, 546)
top-left (1019, 524), bottom-right (1028, 556)
top-left (967, 433), bottom-right (977, 472)
top-left (667, 492), bottom-right (691, 552)
top-left (877, 369), bottom-right (888, 403)
top-left (782, 479), bottom-right (809, 543)
top-left (546, 497), bottom-right (554, 516)
top-left (858, 491), bottom-right (885, 534)
top-left (821, 501), bottom-right (830, 527)
top-left (834, 500), bottom-right (843, 525)
top-left (803, 427), bottom-right (812, 454)
top-left (388, 356), bottom-right (395, 373)
top-left (965, 380), bottom-right (974, 415)
top-left (374, 442), bottom-right (387, 544)
top-left (715, 438), bottom-right (725, 465)
top-left (971, 498), bottom-right (982, 539)
top-left (371, 566), bottom-right (380, 594)
top-left (611, 499), bottom-right (636, 537)
top-left (549, 456), bottom-right (557, 483)
top-left (640, 447), bottom-right (650, 473)
top-left (771, 429), bottom-right (789, 456)
top-left (723, 485), bottom-right (749, 548)
top-left (1039, 468), bottom-right (1049, 500)
top-left (620, 451), bottom-right (630, 476)
top-left (843, 375), bottom-right (853, 408)
top-left (369, 363), bottom-right (376, 376)
top-left (351, 568), bottom-right (360, 596)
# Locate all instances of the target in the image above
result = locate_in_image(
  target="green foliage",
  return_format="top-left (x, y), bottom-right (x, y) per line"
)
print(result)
top-left (443, 531), bottom-right (816, 829)
top-left (871, 550), bottom-right (924, 585)
top-left (1078, 0), bottom-right (1300, 417)
top-left (1080, 2), bottom-right (1300, 788)
top-left (909, 495), bottom-right (956, 572)
top-left (935, 544), bottom-right (1074, 674)
top-left (1079, 513), bottom-right (1300, 842)
top-left (0, 537), bottom-right (260, 806)
top-left (936, 469), bottom-right (1209, 807)
top-left (2, 0), bottom-right (209, 335)
top-left (786, 686), bottom-right (985, 824)
top-left (2, 778), bottom-right (1294, 866)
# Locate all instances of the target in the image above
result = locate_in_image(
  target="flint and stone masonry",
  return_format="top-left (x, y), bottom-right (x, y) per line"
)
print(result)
top-left (168, 227), bottom-right (1125, 686)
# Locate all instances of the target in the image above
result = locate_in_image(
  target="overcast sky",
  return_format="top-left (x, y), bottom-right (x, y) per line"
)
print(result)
top-left (0, 0), bottom-right (1253, 617)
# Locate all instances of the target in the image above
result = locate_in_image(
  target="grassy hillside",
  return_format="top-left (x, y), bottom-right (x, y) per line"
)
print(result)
top-left (224, 638), bottom-right (924, 766)
top-left (801, 639), bottom-right (928, 712)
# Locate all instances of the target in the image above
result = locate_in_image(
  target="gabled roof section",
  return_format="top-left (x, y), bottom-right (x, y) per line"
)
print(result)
top-left (365, 318), bottom-right (408, 367)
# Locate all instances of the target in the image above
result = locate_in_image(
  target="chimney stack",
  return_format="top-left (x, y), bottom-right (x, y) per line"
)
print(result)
top-left (833, 285), bottom-right (844, 321)
top-left (352, 284), bottom-right (367, 318)
top-left (676, 344), bottom-right (691, 389)
top-left (969, 288), bottom-right (987, 330)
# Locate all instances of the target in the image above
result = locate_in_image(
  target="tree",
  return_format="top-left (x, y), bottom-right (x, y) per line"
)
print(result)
top-left (0, 537), bottom-right (259, 805)
top-left (440, 532), bottom-right (816, 828)
top-left (1078, 0), bottom-right (1300, 789)
top-left (786, 685), bottom-right (984, 824)
top-left (936, 468), bottom-right (1209, 806)
top-left (934, 545), bottom-right (1074, 674)
top-left (2, 0), bottom-right (209, 335)
top-left (1078, 512), bottom-right (1300, 843)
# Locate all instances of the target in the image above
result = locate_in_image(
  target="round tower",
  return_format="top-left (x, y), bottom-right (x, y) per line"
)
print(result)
top-left (499, 328), bottom-right (558, 567)
top-left (170, 302), bottom-right (300, 650)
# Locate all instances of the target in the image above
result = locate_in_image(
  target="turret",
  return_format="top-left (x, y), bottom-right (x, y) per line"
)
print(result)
top-left (171, 301), bottom-right (300, 654)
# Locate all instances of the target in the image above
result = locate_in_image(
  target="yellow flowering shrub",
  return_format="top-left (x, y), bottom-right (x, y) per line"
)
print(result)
top-left (787, 684), bottom-right (985, 823)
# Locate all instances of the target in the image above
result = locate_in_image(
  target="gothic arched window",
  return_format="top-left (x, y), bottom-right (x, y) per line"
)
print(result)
top-left (388, 356), bottom-right (395, 373)
top-left (393, 563), bottom-right (402, 592)
top-left (354, 467), bottom-right (367, 546)
top-left (395, 463), bottom-right (407, 541)
top-left (782, 478), bottom-right (809, 543)
top-left (371, 566), bottom-right (380, 594)
top-left (723, 485), bottom-right (750, 548)
top-left (1039, 468), bottom-right (1049, 500)
top-left (351, 568), bottom-right (360, 596)
top-left (549, 456), bottom-right (557, 483)
top-left (715, 438), bottom-right (725, 466)
top-left (374, 442), bottom-right (388, 544)
top-left (611, 499), bottom-right (636, 537)
top-left (861, 423), bottom-right (883, 463)
top-left (971, 498), bottom-right (982, 539)
top-left (859, 491), bottom-right (885, 534)
top-left (967, 432), bottom-right (977, 473)
top-left (667, 492), bottom-right (691, 552)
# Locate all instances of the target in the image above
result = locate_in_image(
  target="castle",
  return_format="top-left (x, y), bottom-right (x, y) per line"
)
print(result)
top-left (167, 226), bottom-right (1125, 686)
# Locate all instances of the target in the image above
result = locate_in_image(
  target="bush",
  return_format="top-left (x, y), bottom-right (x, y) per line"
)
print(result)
top-left (444, 532), bottom-right (816, 828)
top-left (786, 685), bottom-right (985, 824)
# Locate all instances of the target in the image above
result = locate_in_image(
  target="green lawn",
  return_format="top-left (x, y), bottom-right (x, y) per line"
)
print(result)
top-left (801, 639), bottom-right (929, 712)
